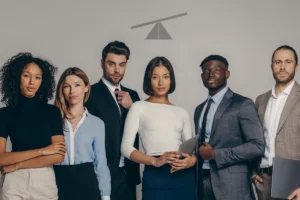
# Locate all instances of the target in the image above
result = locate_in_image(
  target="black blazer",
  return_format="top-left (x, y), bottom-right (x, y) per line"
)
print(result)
top-left (85, 80), bottom-right (141, 185)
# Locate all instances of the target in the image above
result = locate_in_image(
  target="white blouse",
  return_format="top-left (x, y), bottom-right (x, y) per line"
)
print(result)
top-left (121, 101), bottom-right (193, 158)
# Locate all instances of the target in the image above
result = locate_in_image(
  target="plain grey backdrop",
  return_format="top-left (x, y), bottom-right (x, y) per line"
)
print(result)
top-left (0, 1), bottom-right (300, 199)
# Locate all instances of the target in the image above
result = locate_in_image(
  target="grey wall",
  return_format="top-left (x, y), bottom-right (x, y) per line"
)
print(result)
top-left (1, 1), bottom-right (300, 199)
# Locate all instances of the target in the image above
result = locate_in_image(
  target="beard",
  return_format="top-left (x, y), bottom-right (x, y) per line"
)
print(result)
top-left (273, 70), bottom-right (295, 84)
top-left (103, 72), bottom-right (124, 86)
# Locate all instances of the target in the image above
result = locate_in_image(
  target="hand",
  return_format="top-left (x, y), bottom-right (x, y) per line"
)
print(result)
top-left (252, 175), bottom-right (263, 184)
top-left (1, 163), bottom-right (20, 174)
top-left (40, 142), bottom-right (66, 156)
top-left (199, 142), bottom-right (214, 160)
top-left (114, 91), bottom-right (133, 109)
top-left (170, 153), bottom-right (197, 173)
top-left (288, 188), bottom-right (300, 200)
top-left (151, 152), bottom-right (179, 167)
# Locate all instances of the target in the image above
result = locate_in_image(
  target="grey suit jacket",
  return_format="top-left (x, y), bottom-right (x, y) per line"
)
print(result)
top-left (254, 81), bottom-right (300, 170)
top-left (194, 88), bottom-right (265, 200)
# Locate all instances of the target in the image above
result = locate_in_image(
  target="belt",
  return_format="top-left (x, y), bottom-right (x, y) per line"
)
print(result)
top-left (259, 167), bottom-right (273, 175)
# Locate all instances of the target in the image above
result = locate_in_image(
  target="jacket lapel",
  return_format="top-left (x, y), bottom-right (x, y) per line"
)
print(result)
top-left (257, 91), bottom-right (271, 123)
top-left (98, 80), bottom-right (122, 127)
top-left (195, 103), bottom-right (206, 136)
top-left (276, 82), bottom-right (300, 135)
top-left (210, 88), bottom-right (233, 140)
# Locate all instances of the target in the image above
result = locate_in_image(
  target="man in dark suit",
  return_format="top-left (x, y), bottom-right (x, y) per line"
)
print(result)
top-left (194, 55), bottom-right (265, 200)
top-left (86, 41), bottom-right (140, 200)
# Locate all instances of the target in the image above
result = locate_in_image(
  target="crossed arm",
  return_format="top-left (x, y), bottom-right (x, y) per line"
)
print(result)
top-left (0, 135), bottom-right (65, 174)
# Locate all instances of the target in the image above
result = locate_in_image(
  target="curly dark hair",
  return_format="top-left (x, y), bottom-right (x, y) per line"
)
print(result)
top-left (0, 52), bottom-right (58, 107)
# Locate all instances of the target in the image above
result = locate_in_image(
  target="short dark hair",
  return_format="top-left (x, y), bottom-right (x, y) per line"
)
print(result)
top-left (102, 41), bottom-right (130, 61)
top-left (200, 55), bottom-right (229, 68)
top-left (143, 56), bottom-right (176, 96)
top-left (271, 45), bottom-right (298, 64)
top-left (0, 52), bottom-right (57, 108)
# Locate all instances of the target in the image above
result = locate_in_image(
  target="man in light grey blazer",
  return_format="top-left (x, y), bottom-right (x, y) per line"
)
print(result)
top-left (253, 45), bottom-right (300, 200)
top-left (194, 55), bottom-right (265, 200)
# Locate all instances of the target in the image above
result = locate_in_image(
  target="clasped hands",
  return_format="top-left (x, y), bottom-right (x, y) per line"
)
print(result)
top-left (151, 152), bottom-right (197, 173)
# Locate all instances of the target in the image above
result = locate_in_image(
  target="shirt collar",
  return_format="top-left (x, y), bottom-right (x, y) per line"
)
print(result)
top-left (102, 77), bottom-right (121, 92)
top-left (66, 108), bottom-right (89, 122)
top-left (65, 108), bottom-right (89, 130)
top-left (271, 80), bottom-right (295, 98)
top-left (208, 85), bottom-right (229, 104)
top-left (83, 107), bottom-right (89, 117)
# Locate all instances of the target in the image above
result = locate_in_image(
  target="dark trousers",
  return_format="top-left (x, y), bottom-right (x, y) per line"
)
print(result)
top-left (199, 169), bottom-right (216, 200)
top-left (54, 162), bottom-right (100, 200)
top-left (111, 167), bottom-right (136, 200)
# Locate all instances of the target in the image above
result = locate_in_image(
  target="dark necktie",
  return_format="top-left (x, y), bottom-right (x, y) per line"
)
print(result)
top-left (200, 98), bottom-right (214, 145)
top-left (114, 88), bottom-right (126, 117)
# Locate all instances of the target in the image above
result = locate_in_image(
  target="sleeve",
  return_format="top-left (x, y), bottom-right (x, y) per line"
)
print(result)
top-left (213, 99), bottom-right (265, 169)
top-left (50, 106), bottom-right (64, 136)
top-left (182, 110), bottom-right (194, 142)
top-left (93, 119), bottom-right (111, 197)
top-left (121, 102), bottom-right (141, 159)
top-left (0, 109), bottom-right (9, 139)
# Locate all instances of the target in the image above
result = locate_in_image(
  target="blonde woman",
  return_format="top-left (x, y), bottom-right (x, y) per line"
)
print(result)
top-left (54, 67), bottom-right (111, 200)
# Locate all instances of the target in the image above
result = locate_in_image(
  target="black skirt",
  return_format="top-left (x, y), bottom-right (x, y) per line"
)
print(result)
top-left (54, 162), bottom-right (100, 200)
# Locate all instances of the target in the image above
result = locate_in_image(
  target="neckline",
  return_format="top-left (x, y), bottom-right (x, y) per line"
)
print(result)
top-left (19, 94), bottom-right (38, 102)
top-left (16, 93), bottom-right (42, 108)
top-left (143, 100), bottom-right (176, 107)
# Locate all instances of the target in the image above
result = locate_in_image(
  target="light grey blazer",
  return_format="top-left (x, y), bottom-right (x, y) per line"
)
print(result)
top-left (254, 81), bottom-right (300, 170)
top-left (194, 88), bottom-right (265, 200)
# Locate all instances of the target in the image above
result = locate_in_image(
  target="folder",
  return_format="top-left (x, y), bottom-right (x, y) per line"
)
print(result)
top-left (177, 135), bottom-right (199, 156)
top-left (271, 157), bottom-right (300, 199)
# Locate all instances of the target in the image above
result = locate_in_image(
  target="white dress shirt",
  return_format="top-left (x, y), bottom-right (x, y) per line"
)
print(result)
top-left (260, 81), bottom-right (295, 168)
top-left (199, 86), bottom-right (228, 169)
top-left (101, 77), bottom-right (125, 167)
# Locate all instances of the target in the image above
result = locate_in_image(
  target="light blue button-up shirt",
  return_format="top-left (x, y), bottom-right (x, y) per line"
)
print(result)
top-left (57, 109), bottom-right (111, 198)
top-left (199, 86), bottom-right (228, 169)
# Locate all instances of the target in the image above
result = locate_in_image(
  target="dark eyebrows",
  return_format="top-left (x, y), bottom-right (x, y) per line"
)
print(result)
top-left (202, 65), bottom-right (225, 70)
top-left (107, 60), bottom-right (116, 65)
top-left (22, 71), bottom-right (42, 76)
top-left (152, 72), bottom-right (170, 75)
top-left (107, 60), bottom-right (127, 65)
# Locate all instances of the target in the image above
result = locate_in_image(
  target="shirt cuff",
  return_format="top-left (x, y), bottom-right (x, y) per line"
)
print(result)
top-left (101, 196), bottom-right (110, 200)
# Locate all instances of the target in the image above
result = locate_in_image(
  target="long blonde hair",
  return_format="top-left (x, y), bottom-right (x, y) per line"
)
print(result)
top-left (55, 67), bottom-right (90, 120)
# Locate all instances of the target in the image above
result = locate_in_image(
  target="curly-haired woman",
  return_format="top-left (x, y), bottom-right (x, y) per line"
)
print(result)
top-left (0, 52), bottom-right (66, 200)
